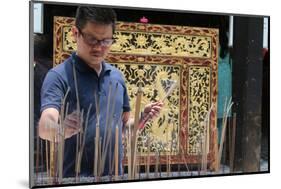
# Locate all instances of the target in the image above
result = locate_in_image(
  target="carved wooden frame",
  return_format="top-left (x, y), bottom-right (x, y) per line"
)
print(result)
top-left (53, 16), bottom-right (219, 169)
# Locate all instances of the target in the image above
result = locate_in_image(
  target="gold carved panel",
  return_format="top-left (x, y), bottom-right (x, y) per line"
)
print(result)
top-left (53, 16), bottom-right (218, 166)
top-left (188, 66), bottom-right (211, 154)
top-left (111, 31), bottom-right (212, 58)
top-left (113, 63), bottom-right (181, 155)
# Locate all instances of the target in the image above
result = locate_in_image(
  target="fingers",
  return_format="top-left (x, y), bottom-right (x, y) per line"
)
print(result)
top-left (64, 127), bottom-right (80, 139)
top-left (64, 111), bottom-right (81, 129)
top-left (63, 118), bottom-right (80, 129)
top-left (63, 111), bottom-right (82, 139)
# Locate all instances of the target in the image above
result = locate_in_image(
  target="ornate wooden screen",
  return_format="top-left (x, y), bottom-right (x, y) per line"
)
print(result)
top-left (53, 16), bottom-right (219, 169)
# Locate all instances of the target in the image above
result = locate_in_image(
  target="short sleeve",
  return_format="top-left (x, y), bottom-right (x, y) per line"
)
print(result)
top-left (122, 80), bottom-right (131, 112)
top-left (40, 70), bottom-right (67, 113)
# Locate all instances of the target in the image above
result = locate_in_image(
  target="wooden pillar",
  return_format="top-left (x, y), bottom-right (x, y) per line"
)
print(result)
top-left (232, 16), bottom-right (264, 172)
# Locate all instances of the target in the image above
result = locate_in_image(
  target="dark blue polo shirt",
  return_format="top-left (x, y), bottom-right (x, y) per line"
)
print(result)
top-left (41, 53), bottom-right (130, 177)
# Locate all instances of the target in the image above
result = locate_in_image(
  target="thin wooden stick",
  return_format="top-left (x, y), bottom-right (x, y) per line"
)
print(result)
top-left (93, 92), bottom-right (100, 178)
top-left (131, 86), bottom-right (143, 179)
top-left (132, 130), bottom-right (140, 179)
top-left (166, 125), bottom-right (169, 177)
top-left (77, 104), bottom-right (92, 179)
top-left (40, 138), bottom-right (44, 184)
top-left (93, 129), bottom-right (99, 178)
top-left (45, 140), bottom-right (49, 180)
top-left (168, 133), bottom-right (173, 177)
top-left (72, 64), bottom-right (80, 112)
top-left (101, 82), bottom-right (119, 175)
top-left (110, 113), bottom-right (121, 178)
top-left (50, 124), bottom-right (56, 183)
top-left (177, 130), bottom-right (181, 176)
top-left (161, 80), bottom-right (178, 102)
top-left (179, 142), bottom-right (190, 173)
top-left (230, 113), bottom-right (237, 172)
top-left (155, 150), bottom-right (159, 178)
top-left (200, 104), bottom-right (213, 174)
top-left (98, 137), bottom-right (102, 179)
top-left (212, 124), bottom-right (219, 172)
top-left (75, 110), bottom-right (84, 181)
top-left (217, 98), bottom-right (233, 172)
top-left (115, 124), bottom-right (119, 179)
top-left (50, 141), bottom-right (55, 182)
top-left (159, 151), bottom-right (162, 178)
top-left (102, 81), bottom-right (112, 159)
top-left (146, 136), bottom-right (150, 178)
top-left (127, 124), bottom-right (132, 179)
top-left (201, 124), bottom-right (207, 174)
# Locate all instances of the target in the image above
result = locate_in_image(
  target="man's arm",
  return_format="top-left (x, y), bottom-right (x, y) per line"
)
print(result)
top-left (38, 108), bottom-right (59, 141)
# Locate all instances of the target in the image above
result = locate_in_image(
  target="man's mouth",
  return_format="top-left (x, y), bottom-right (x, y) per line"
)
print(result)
top-left (90, 52), bottom-right (103, 57)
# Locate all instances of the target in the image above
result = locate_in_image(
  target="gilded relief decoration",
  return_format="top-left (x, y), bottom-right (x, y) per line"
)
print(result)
top-left (188, 66), bottom-right (211, 154)
top-left (53, 16), bottom-right (75, 66)
top-left (111, 31), bottom-right (211, 58)
top-left (113, 63), bottom-right (181, 155)
top-left (53, 16), bottom-right (218, 165)
top-left (62, 26), bottom-right (76, 52)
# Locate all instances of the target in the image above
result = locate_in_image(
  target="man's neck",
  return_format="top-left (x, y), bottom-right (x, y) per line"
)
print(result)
top-left (76, 52), bottom-right (102, 76)
top-left (91, 63), bottom-right (102, 76)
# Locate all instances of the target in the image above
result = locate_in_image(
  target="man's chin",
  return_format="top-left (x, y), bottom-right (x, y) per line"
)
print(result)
top-left (87, 56), bottom-right (103, 66)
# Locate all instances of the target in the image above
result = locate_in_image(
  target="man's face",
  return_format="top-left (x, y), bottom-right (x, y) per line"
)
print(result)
top-left (72, 21), bottom-right (113, 68)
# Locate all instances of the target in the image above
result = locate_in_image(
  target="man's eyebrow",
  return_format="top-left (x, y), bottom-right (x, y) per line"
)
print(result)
top-left (85, 32), bottom-right (113, 40)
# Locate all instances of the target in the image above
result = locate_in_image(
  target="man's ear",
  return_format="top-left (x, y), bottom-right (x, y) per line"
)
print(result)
top-left (71, 26), bottom-right (78, 42)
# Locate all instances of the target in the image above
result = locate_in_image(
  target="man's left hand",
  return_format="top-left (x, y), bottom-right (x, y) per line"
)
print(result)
top-left (143, 101), bottom-right (164, 120)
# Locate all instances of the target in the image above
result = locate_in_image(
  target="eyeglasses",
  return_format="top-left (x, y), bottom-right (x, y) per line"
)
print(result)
top-left (78, 29), bottom-right (114, 47)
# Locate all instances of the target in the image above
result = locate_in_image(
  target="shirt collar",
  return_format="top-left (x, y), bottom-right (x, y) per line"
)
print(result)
top-left (71, 52), bottom-right (112, 75)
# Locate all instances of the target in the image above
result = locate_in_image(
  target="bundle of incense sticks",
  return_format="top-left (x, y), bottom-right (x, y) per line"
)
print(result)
top-left (216, 97), bottom-right (233, 172)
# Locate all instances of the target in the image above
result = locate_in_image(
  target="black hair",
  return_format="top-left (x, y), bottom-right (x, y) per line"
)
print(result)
top-left (75, 6), bottom-right (117, 33)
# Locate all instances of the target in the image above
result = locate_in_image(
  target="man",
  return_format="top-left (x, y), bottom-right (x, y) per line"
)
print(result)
top-left (38, 6), bottom-right (162, 177)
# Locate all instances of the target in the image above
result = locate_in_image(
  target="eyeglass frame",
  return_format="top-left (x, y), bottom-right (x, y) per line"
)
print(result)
top-left (77, 27), bottom-right (115, 47)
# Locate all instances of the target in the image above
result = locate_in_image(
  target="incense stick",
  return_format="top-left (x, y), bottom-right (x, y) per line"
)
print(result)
top-left (77, 104), bottom-right (92, 179)
top-left (230, 113), bottom-right (237, 172)
top-left (45, 140), bottom-right (49, 180)
top-left (101, 82), bottom-right (119, 175)
top-left (75, 110), bottom-right (84, 181)
top-left (155, 150), bottom-right (159, 178)
top-left (40, 138), bottom-right (44, 184)
top-left (115, 124), bottom-right (119, 179)
top-left (166, 125), bottom-right (169, 177)
top-left (127, 124), bottom-right (132, 179)
top-left (146, 136), bottom-right (150, 178)
top-left (217, 97), bottom-right (233, 172)
top-left (161, 81), bottom-right (178, 102)
top-left (131, 86), bottom-right (143, 179)
top-left (93, 91), bottom-right (100, 178)
top-left (102, 81), bottom-right (112, 160)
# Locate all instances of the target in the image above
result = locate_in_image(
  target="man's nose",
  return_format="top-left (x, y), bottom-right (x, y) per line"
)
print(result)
top-left (91, 44), bottom-right (103, 51)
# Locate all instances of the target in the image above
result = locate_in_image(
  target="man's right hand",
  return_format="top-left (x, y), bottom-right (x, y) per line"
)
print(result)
top-left (63, 111), bottom-right (82, 139)
top-left (38, 108), bottom-right (82, 142)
